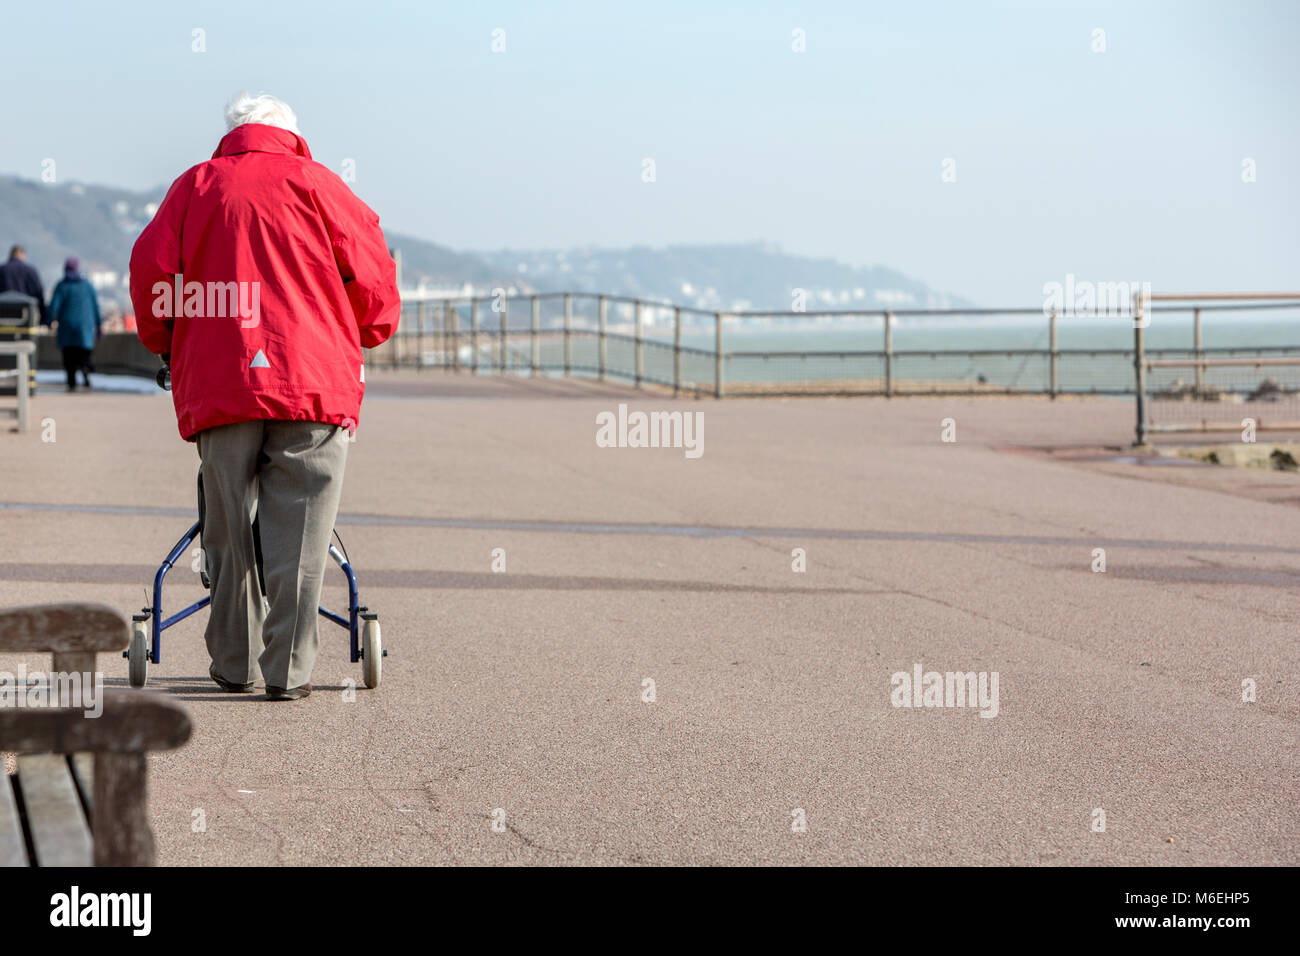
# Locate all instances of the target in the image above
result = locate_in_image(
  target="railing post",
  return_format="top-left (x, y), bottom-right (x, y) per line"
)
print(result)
top-left (416, 300), bottom-right (426, 369)
top-left (16, 345), bottom-right (29, 432)
top-left (471, 298), bottom-right (480, 374)
top-left (1134, 294), bottom-right (1147, 446)
top-left (673, 306), bottom-right (682, 396)
top-left (714, 311), bottom-right (725, 399)
top-left (531, 295), bottom-right (540, 377)
top-left (450, 302), bottom-right (460, 372)
top-left (598, 295), bottom-right (608, 381)
top-left (499, 293), bottom-right (508, 373)
top-left (1049, 307), bottom-right (1058, 398)
top-left (564, 293), bottom-right (573, 377)
top-left (391, 303), bottom-right (401, 370)
top-left (884, 311), bottom-right (893, 398)
top-left (1193, 306), bottom-right (1203, 398)
top-left (634, 300), bottom-right (644, 388)
top-left (440, 300), bottom-right (448, 370)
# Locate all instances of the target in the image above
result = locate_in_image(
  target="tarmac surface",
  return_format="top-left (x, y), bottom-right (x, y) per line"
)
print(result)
top-left (1, 372), bottom-right (1297, 865)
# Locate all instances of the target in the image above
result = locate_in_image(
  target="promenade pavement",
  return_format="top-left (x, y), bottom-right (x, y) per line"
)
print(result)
top-left (1, 372), bottom-right (1296, 865)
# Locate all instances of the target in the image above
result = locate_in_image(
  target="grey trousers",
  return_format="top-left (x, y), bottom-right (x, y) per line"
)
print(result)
top-left (197, 420), bottom-right (349, 690)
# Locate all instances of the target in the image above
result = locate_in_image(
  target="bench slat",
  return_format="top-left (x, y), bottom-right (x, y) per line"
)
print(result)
top-left (16, 754), bottom-right (92, 867)
top-left (0, 775), bottom-right (28, 867)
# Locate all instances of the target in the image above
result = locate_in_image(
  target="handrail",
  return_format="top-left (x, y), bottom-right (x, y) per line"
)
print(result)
top-left (408, 290), bottom-right (1300, 318)
top-left (382, 292), bottom-right (1300, 416)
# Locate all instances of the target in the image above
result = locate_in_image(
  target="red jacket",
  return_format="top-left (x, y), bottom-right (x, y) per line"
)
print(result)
top-left (130, 124), bottom-right (399, 441)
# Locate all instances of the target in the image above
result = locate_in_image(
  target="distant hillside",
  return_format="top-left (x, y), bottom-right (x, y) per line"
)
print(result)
top-left (0, 176), bottom-right (157, 296)
top-left (0, 173), bottom-right (970, 312)
top-left (474, 243), bottom-right (972, 312)
top-left (0, 174), bottom-right (503, 305)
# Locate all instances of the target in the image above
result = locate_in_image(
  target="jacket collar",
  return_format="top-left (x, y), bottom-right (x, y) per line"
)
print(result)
top-left (212, 124), bottom-right (312, 160)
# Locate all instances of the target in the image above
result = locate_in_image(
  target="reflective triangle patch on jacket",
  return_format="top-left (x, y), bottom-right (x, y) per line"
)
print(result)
top-left (250, 349), bottom-right (270, 369)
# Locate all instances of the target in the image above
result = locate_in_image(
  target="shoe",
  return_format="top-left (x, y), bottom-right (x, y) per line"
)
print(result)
top-left (209, 662), bottom-right (255, 693)
top-left (266, 684), bottom-right (312, 701)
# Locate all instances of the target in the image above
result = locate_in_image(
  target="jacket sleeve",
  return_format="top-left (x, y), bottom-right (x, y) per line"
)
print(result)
top-left (130, 170), bottom-right (195, 355)
top-left (46, 282), bottom-right (63, 326)
top-left (313, 171), bottom-right (400, 349)
top-left (28, 267), bottom-right (47, 324)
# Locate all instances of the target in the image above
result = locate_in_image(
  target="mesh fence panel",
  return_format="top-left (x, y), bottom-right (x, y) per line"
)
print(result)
top-left (724, 352), bottom-right (885, 393)
top-left (1056, 350), bottom-right (1133, 393)
top-left (892, 351), bottom-right (1048, 393)
top-left (639, 338), bottom-right (678, 387)
top-left (1146, 350), bottom-right (1300, 431)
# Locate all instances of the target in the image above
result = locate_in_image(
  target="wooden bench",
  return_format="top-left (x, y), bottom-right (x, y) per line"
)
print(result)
top-left (0, 340), bottom-right (36, 432)
top-left (0, 603), bottom-right (191, 866)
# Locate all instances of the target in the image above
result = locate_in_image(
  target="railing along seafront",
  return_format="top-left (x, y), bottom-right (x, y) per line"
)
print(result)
top-left (375, 291), bottom-right (1300, 414)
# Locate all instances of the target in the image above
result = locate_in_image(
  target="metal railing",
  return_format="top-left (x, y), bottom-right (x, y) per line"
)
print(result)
top-left (375, 292), bottom-right (1300, 414)
top-left (1134, 293), bottom-right (1300, 443)
top-left (382, 293), bottom-right (728, 396)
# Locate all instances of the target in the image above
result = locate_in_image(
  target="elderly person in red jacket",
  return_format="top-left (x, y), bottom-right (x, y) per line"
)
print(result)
top-left (130, 92), bottom-right (399, 701)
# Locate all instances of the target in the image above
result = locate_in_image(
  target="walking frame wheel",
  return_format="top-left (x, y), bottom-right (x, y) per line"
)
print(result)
top-left (361, 618), bottom-right (382, 689)
top-left (128, 618), bottom-right (149, 688)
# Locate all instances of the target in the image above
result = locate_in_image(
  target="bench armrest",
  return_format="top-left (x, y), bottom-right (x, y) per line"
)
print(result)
top-left (0, 603), bottom-right (129, 655)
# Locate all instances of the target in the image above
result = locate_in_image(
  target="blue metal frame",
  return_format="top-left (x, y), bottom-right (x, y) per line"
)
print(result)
top-left (144, 521), bottom-right (362, 665)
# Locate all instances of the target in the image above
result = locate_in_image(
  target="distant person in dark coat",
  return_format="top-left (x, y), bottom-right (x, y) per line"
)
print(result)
top-left (46, 257), bottom-right (102, 391)
top-left (0, 245), bottom-right (48, 324)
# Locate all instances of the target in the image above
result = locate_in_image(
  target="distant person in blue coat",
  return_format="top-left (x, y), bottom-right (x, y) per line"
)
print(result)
top-left (46, 257), bottom-right (102, 391)
top-left (0, 245), bottom-right (47, 324)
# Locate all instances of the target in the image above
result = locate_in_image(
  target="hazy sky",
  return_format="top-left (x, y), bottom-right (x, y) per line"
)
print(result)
top-left (1, 0), bottom-right (1296, 303)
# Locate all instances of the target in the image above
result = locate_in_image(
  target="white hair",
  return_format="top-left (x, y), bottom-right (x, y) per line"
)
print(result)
top-left (224, 91), bottom-right (300, 135)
